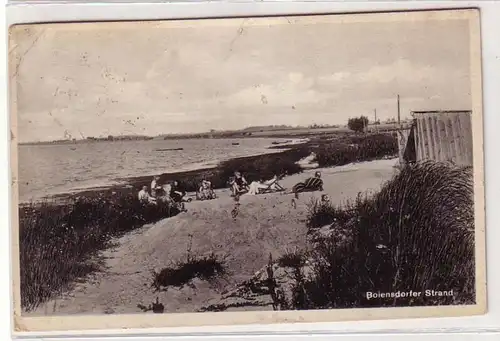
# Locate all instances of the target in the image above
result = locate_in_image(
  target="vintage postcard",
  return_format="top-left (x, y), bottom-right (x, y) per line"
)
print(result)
top-left (9, 8), bottom-right (486, 333)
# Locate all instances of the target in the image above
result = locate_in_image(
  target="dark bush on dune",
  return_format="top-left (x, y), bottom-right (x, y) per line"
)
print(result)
top-left (314, 133), bottom-right (397, 168)
top-left (305, 197), bottom-right (355, 231)
top-left (299, 161), bottom-right (475, 309)
top-left (19, 194), bottom-right (180, 311)
top-left (152, 252), bottom-right (226, 290)
top-left (277, 249), bottom-right (308, 268)
top-left (152, 235), bottom-right (226, 290)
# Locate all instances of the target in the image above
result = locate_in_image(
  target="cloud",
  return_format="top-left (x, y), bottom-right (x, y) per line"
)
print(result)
top-left (319, 59), bottom-right (440, 86)
top-left (225, 72), bottom-right (334, 108)
top-left (319, 71), bottom-right (351, 83)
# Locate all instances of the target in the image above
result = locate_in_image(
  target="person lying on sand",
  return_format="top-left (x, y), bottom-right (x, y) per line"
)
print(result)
top-left (289, 171), bottom-right (324, 199)
top-left (247, 175), bottom-right (283, 195)
top-left (229, 171), bottom-right (249, 196)
top-left (196, 180), bottom-right (217, 201)
top-left (138, 186), bottom-right (157, 205)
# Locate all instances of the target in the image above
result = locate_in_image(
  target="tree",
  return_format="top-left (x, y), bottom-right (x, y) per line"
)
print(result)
top-left (347, 116), bottom-right (369, 133)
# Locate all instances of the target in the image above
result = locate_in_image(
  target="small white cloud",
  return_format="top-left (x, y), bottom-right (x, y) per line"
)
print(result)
top-left (319, 71), bottom-right (351, 83)
top-left (318, 60), bottom-right (438, 85)
top-left (288, 72), bottom-right (304, 83)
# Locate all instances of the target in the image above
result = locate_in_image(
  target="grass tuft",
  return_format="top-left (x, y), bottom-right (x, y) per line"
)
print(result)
top-left (277, 249), bottom-right (307, 268)
top-left (152, 253), bottom-right (226, 290)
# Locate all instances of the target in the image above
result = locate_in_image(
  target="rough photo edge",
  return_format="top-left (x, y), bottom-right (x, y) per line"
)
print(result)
top-left (8, 7), bottom-right (487, 335)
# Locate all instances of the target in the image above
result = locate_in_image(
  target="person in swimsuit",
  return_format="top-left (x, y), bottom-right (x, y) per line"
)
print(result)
top-left (230, 171), bottom-right (249, 196)
top-left (290, 171), bottom-right (324, 199)
top-left (151, 176), bottom-right (162, 197)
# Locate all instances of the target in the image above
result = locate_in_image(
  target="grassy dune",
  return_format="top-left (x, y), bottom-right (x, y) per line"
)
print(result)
top-left (284, 161), bottom-right (475, 309)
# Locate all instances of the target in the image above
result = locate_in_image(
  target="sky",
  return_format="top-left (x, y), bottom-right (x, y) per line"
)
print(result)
top-left (11, 15), bottom-right (473, 142)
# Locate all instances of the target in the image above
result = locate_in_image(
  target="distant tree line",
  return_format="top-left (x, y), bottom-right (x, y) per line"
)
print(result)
top-left (85, 135), bottom-right (154, 142)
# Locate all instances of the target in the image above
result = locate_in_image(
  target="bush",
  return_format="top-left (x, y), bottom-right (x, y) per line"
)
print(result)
top-left (313, 133), bottom-right (397, 168)
top-left (152, 236), bottom-right (226, 290)
top-left (19, 194), bottom-right (180, 311)
top-left (306, 197), bottom-right (356, 231)
top-left (347, 116), bottom-right (369, 133)
top-left (152, 253), bottom-right (226, 290)
top-left (298, 161), bottom-right (475, 308)
top-left (277, 249), bottom-right (307, 268)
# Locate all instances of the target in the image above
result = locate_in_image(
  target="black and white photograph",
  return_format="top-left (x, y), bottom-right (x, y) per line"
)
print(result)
top-left (9, 9), bottom-right (486, 331)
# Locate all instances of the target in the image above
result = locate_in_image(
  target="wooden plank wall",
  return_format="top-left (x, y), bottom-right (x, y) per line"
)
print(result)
top-left (414, 111), bottom-right (473, 166)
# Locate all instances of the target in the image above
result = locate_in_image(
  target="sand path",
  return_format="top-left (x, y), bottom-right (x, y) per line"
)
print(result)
top-left (28, 158), bottom-right (399, 316)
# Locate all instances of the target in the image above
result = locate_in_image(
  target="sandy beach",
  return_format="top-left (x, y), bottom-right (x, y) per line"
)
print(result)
top-left (28, 158), bottom-right (399, 316)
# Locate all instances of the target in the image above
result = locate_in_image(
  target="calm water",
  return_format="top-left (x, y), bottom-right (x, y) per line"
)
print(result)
top-left (18, 138), bottom-right (290, 203)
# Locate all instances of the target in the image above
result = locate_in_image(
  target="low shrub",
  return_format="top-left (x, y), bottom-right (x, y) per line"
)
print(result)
top-left (305, 196), bottom-right (357, 231)
top-left (152, 253), bottom-right (226, 290)
top-left (152, 236), bottom-right (226, 290)
top-left (313, 133), bottom-right (398, 168)
top-left (277, 249), bottom-right (307, 268)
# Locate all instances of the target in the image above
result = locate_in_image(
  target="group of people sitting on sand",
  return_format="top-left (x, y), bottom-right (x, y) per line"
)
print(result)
top-left (138, 170), bottom-right (324, 209)
top-left (228, 170), bottom-right (323, 199)
top-left (138, 176), bottom-right (217, 210)
top-left (137, 176), bottom-right (192, 211)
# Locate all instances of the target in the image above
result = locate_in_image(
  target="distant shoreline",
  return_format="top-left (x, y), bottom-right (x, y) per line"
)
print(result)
top-left (18, 122), bottom-right (411, 146)
top-left (18, 134), bottom-right (312, 146)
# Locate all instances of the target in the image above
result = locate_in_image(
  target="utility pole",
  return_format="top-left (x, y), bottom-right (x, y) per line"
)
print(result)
top-left (374, 109), bottom-right (378, 132)
top-left (397, 94), bottom-right (401, 126)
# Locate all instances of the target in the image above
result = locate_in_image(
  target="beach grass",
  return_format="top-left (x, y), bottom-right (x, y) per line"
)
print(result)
top-left (294, 160), bottom-right (475, 309)
top-left (19, 194), bottom-right (180, 311)
top-left (277, 248), bottom-right (308, 269)
top-left (151, 234), bottom-right (227, 291)
top-left (313, 133), bottom-right (398, 168)
top-left (18, 132), bottom-right (398, 311)
top-left (152, 253), bottom-right (227, 291)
